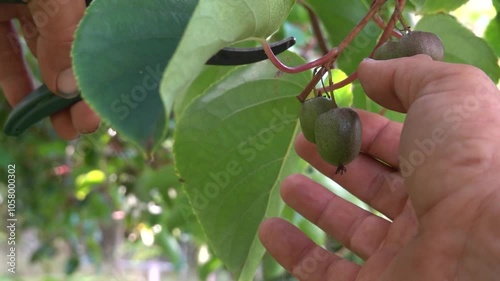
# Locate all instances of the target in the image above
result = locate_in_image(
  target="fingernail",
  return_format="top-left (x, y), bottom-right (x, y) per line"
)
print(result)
top-left (81, 123), bottom-right (101, 135)
top-left (362, 57), bottom-right (375, 62)
top-left (57, 68), bottom-right (80, 99)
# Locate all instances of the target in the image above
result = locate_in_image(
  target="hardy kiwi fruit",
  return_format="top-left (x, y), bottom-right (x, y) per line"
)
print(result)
top-left (299, 96), bottom-right (333, 143)
top-left (374, 31), bottom-right (444, 61)
top-left (314, 108), bottom-right (362, 174)
top-left (372, 40), bottom-right (401, 60)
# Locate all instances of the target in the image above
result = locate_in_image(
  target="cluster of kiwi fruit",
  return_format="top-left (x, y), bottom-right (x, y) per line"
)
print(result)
top-left (374, 30), bottom-right (445, 61)
top-left (299, 30), bottom-right (444, 175)
top-left (299, 96), bottom-right (362, 175)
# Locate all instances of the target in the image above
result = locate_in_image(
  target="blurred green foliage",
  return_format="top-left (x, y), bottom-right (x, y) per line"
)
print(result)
top-left (0, 0), bottom-right (498, 280)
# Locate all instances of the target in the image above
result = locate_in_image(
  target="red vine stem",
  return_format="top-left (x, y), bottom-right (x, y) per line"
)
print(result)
top-left (317, 0), bottom-right (406, 95)
top-left (373, 15), bottom-right (403, 38)
top-left (260, 39), bottom-right (339, 74)
top-left (261, 0), bottom-right (389, 77)
top-left (319, 71), bottom-right (359, 95)
top-left (299, 0), bottom-right (330, 55)
top-left (296, 0), bottom-right (389, 102)
top-left (373, 0), bottom-right (405, 52)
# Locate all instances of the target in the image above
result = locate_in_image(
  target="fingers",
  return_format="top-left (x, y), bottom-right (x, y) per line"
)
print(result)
top-left (358, 55), bottom-right (432, 112)
top-left (70, 101), bottom-right (100, 134)
top-left (50, 109), bottom-right (78, 140)
top-left (259, 218), bottom-right (360, 281)
top-left (296, 110), bottom-right (407, 219)
top-left (49, 101), bottom-right (100, 140)
top-left (357, 55), bottom-right (498, 112)
top-left (28, 0), bottom-right (85, 96)
top-left (281, 175), bottom-right (391, 260)
top-left (356, 110), bottom-right (402, 168)
top-left (0, 21), bottom-right (33, 106)
top-left (17, 6), bottom-right (39, 55)
top-left (301, 109), bottom-right (402, 168)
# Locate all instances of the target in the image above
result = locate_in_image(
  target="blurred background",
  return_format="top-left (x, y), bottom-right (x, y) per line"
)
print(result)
top-left (0, 0), bottom-right (498, 280)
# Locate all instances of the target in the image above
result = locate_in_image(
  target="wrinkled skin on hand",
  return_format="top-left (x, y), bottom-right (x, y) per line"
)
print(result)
top-left (1, 0), bottom-right (99, 139)
top-left (260, 55), bottom-right (500, 281)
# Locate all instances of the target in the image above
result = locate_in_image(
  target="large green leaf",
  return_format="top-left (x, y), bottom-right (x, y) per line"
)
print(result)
top-left (73, 0), bottom-right (198, 152)
top-left (174, 52), bottom-right (310, 280)
top-left (410, 0), bottom-right (468, 14)
top-left (174, 65), bottom-right (236, 119)
top-left (494, 0), bottom-right (500, 12)
top-left (484, 15), bottom-right (500, 58)
top-left (306, 0), bottom-right (382, 74)
top-left (160, 0), bottom-right (295, 137)
top-left (415, 14), bottom-right (500, 83)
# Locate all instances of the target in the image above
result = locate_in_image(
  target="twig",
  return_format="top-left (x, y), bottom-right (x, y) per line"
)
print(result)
top-left (373, 15), bottom-right (403, 38)
top-left (296, 0), bottom-right (389, 102)
top-left (327, 70), bottom-right (339, 108)
top-left (297, 67), bottom-right (327, 102)
top-left (261, 39), bottom-right (339, 74)
top-left (318, 72), bottom-right (358, 94)
top-left (316, 0), bottom-right (406, 95)
top-left (299, 0), bottom-right (329, 55)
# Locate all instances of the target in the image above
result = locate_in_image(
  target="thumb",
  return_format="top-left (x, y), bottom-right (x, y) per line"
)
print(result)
top-left (28, 0), bottom-right (86, 98)
top-left (357, 55), bottom-right (498, 113)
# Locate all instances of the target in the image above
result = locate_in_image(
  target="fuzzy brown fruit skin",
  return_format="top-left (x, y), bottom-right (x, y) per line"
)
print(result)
top-left (314, 108), bottom-right (362, 174)
top-left (373, 40), bottom-right (402, 60)
top-left (299, 97), bottom-right (332, 143)
top-left (401, 31), bottom-right (444, 61)
top-left (373, 31), bottom-right (445, 61)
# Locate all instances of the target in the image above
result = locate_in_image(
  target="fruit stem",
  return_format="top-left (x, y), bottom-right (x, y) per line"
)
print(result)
top-left (373, 14), bottom-right (403, 38)
top-left (263, 0), bottom-right (390, 77)
top-left (318, 71), bottom-right (358, 95)
top-left (299, 0), bottom-right (330, 55)
top-left (396, 0), bottom-right (410, 31)
top-left (296, 0), bottom-right (389, 102)
top-left (316, 0), bottom-right (406, 96)
top-left (369, 0), bottom-right (406, 57)
top-left (332, 0), bottom-right (388, 59)
top-left (327, 70), bottom-right (339, 108)
top-left (297, 67), bottom-right (327, 103)
top-left (335, 166), bottom-right (347, 175)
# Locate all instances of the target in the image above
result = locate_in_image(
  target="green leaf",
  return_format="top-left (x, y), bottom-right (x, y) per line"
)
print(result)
top-left (174, 52), bottom-right (310, 280)
top-left (306, 0), bottom-right (382, 74)
top-left (485, 15), bottom-right (500, 58)
top-left (174, 65), bottom-right (236, 119)
top-left (160, 0), bottom-right (295, 139)
top-left (156, 231), bottom-right (184, 271)
top-left (64, 256), bottom-right (79, 275)
top-left (73, 0), bottom-right (198, 153)
top-left (261, 253), bottom-right (286, 280)
top-left (415, 14), bottom-right (500, 83)
top-left (410, 0), bottom-right (468, 14)
top-left (198, 256), bottom-right (223, 281)
top-left (494, 0), bottom-right (500, 12)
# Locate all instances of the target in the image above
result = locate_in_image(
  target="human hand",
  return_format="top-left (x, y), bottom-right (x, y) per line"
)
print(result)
top-left (0, 0), bottom-right (99, 139)
top-left (259, 55), bottom-right (500, 281)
